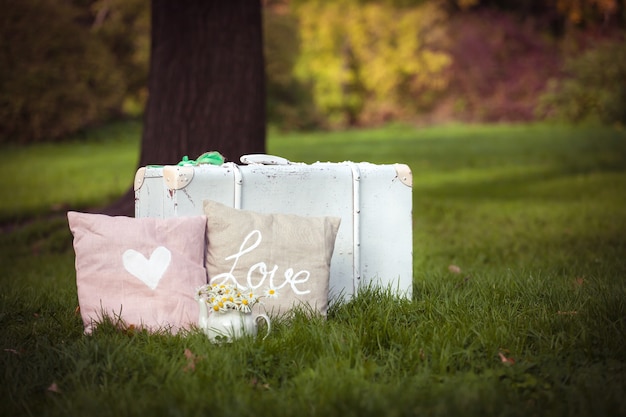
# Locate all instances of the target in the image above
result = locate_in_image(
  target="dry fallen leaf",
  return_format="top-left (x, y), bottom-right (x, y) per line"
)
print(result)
top-left (448, 265), bottom-right (462, 274)
top-left (47, 382), bottom-right (61, 394)
top-left (183, 348), bottom-right (202, 372)
top-left (498, 351), bottom-right (516, 365)
top-left (250, 378), bottom-right (271, 390)
top-left (557, 310), bottom-right (578, 316)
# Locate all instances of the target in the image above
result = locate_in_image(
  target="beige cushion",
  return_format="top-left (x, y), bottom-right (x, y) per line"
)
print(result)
top-left (67, 212), bottom-right (208, 334)
top-left (202, 200), bottom-right (340, 317)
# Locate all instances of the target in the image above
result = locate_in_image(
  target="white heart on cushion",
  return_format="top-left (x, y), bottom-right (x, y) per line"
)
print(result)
top-left (122, 246), bottom-right (172, 290)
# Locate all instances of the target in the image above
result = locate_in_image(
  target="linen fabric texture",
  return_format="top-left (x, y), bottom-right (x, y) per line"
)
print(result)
top-left (202, 200), bottom-right (341, 317)
top-left (67, 211), bottom-right (208, 334)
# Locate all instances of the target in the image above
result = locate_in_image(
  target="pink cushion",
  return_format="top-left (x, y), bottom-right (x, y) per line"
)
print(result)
top-left (67, 212), bottom-right (208, 334)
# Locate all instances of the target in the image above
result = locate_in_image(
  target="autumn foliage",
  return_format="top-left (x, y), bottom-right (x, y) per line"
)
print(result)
top-left (292, 0), bottom-right (451, 126)
top-left (1, 0), bottom-right (625, 143)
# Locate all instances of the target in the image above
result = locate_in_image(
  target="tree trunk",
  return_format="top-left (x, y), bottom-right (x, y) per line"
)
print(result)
top-left (104, 0), bottom-right (266, 216)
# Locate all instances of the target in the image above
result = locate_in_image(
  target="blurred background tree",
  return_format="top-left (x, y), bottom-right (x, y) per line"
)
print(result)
top-left (1, 0), bottom-right (625, 145)
top-left (106, 0), bottom-right (266, 216)
top-left (89, 0), bottom-right (150, 117)
top-left (293, 0), bottom-right (451, 127)
top-left (538, 40), bottom-right (626, 124)
top-left (0, 0), bottom-right (135, 144)
top-left (263, 5), bottom-right (322, 130)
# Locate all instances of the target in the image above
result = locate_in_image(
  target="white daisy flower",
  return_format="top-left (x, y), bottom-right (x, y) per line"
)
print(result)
top-left (264, 288), bottom-right (279, 298)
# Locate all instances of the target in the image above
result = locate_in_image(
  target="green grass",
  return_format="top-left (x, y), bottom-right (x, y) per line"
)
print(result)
top-left (1, 121), bottom-right (626, 416)
top-left (0, 122), bottom-right (140, 222)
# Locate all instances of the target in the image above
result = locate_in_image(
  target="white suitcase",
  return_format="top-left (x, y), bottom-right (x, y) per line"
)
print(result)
top-left (133, 154), bottom-right (413, 300)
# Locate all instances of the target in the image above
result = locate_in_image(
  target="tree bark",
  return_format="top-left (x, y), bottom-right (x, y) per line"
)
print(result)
top-left (104, 0), bottom-right (266, 216)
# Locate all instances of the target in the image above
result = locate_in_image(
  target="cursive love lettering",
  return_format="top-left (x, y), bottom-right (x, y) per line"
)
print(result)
top-left (211, 230), bottom-right (311, 295)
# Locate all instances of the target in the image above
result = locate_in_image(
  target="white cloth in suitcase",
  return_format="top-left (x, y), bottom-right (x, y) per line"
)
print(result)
top-left (134, 154), bottom-right (413, 301)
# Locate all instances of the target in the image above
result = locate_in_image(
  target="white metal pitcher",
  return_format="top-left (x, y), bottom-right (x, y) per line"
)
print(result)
top-left (198, 299), bottom-right (271, 343)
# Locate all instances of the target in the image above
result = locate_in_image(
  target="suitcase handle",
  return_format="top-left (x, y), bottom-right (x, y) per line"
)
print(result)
top-left (240, 154), bottom-right (292, 165)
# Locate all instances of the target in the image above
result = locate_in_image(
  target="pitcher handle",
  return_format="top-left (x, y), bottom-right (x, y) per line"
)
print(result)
top-left (255, 313), bottom-right (271, 340)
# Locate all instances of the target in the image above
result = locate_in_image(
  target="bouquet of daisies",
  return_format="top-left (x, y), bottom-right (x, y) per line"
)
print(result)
top-left (195, 282), bottom-right (278, 314)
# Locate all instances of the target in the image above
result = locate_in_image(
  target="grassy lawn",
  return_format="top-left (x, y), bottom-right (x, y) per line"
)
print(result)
top-left (1, 121), bottom-right (625, 416)
top-left (0, 122), bottom-right (141, 222)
